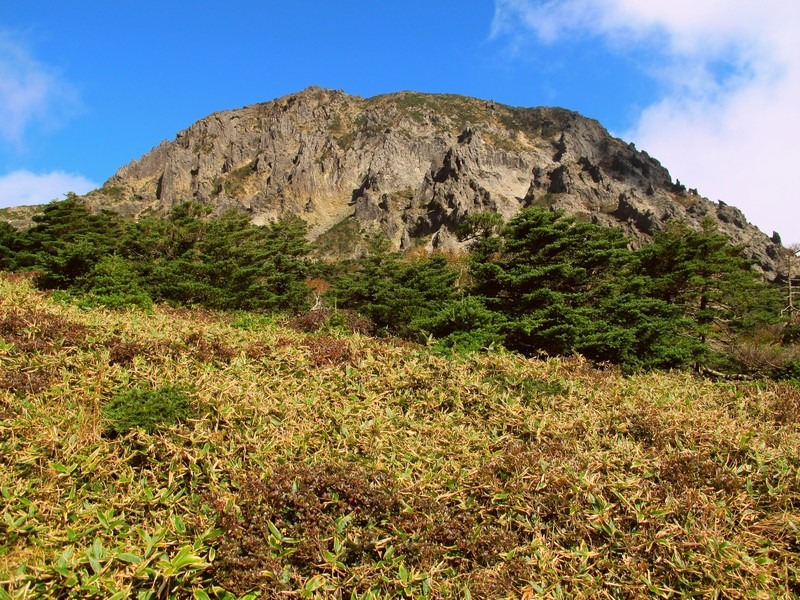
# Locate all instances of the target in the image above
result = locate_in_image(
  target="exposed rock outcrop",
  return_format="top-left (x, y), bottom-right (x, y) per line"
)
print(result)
top-left (73, 87), bottom-right (782, 277)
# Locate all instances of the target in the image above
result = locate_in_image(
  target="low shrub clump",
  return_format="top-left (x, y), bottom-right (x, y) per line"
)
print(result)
top-left (102, 385), bottom-right (193, 435)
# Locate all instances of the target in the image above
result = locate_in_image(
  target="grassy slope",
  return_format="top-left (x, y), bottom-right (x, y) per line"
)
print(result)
top-left (0, 274), bottom-right (798, 599)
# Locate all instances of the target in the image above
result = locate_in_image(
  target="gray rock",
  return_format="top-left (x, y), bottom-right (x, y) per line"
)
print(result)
top-left (68, 87), bottom-right (785, 278)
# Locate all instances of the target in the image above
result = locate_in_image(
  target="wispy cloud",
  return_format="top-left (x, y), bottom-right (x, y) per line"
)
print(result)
top-left (0, 170), bottom-right (98, 208)
top-left (0, 33), bottom-right (93, 209)
top-left (492, 0), bottom-right (800, 243)
top-left (0, 31), bottom-right (80, 147)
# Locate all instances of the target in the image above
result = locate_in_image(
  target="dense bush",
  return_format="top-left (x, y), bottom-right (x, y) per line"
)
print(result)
top-left (413, 295), bottom-right (506, 353)
top-left (77, 255), bottom-right (153, 310)
top-left (102, 385), bottom-right (193, 435)
top-left (328, 238), bottom-right (460, 340)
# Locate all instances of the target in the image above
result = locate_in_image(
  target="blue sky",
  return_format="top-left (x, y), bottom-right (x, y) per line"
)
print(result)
top-left (1, 1), bottom-right (798, 244)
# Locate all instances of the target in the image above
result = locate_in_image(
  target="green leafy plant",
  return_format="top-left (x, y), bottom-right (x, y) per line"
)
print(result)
top-left (1, 273), bottom-right (799, 598)
top-left (103, 385), bottom-right (193, 435)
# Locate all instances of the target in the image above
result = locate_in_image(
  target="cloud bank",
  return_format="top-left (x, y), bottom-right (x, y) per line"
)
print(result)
top-left (492, 0), bottom-right (800, 244)
top-left (0, 170), bottom-right (98, 208)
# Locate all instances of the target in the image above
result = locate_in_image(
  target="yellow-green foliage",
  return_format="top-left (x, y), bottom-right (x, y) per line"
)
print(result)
top-left (212, 162), bottom-right (256, 198)
top-left (1, 273), bottom-right (798, 598)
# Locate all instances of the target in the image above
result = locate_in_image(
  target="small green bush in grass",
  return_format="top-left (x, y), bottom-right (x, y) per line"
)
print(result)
top-left (103, 385), bottom-right (192, 435)
top-left (775, 358), bottom-right (800, 384)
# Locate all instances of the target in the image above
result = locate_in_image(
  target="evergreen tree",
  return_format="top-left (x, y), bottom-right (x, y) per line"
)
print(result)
top-left (329, 238), bottom-right (459, 339)
top-left (127, 205), bottom-right (313, 312)
top-left (197, 212), bottom-right (313, 312)
top-left (78, 254), bottom-right (153, 310)
top-left (468, 208), bottom-right (695, 370)
top-left (635, 219), bottom-right (777, 343)
top-left (0, 222), bottom-right (22, 271)
top-left (120, 207), bottom-right (208, 305)
top-left (412, 294), bottom-right (506, 353)
top-left (22, 196), bottom-right (124, 289)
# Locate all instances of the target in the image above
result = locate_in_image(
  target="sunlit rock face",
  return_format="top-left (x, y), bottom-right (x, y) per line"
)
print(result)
top-left (83, 87), bottom-right (781, 277)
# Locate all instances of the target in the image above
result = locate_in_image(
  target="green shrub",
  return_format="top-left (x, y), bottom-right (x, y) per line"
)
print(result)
top-left (417, 296), bottom-right (506, 355)
top-left (775, 359), bottom-right (800, 382)
top-left (329, 243), bottom-right (459, 340)
top-left (103, 385), bottom-right (192, 435)
top-left (79, 254), bottom-right (152, 310)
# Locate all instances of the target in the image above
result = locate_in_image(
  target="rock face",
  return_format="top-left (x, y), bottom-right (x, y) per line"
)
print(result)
top-left (83, 87), bottom-right (782, 277)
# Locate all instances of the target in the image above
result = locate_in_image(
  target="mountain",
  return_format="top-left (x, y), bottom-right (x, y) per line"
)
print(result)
top-left (53, 87), bottom-right (791, 276)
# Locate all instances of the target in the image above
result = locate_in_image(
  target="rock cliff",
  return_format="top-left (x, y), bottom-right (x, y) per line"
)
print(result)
top-left (81, 87), bottom-right (782, 276)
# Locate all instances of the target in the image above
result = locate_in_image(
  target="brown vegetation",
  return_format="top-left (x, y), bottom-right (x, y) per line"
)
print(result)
top-left (0, 275), bottom-right (797, 598)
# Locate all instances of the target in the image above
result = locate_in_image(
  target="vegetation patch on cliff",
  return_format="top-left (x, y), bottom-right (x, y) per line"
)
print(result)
top-left (212, 162), bottom-right (257, 198)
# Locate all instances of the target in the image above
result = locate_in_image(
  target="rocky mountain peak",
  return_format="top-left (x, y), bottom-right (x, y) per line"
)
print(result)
top-left (78, 87), bottom-right (782, 277)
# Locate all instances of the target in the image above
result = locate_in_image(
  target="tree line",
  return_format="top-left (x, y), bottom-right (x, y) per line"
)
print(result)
top-left (0, 196), bottom-right (311, 313)
top-left (0, 196), bottom-right (793, 375)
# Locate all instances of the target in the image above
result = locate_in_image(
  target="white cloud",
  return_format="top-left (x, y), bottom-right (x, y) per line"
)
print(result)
top-left (0, 31), bottom-right (80, 146)
top-left (492, 0), bottom-right (800, 244)
top-left (0, 35), bottom-right (93, 208)
top-left (0, 170), bottom-right (98, 208)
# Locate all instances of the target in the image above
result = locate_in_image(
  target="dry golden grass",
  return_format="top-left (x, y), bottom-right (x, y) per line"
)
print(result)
top-left (0, 274), bottom-right (798, 599)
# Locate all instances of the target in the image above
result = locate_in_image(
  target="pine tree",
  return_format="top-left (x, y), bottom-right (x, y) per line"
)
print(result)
top-left (0, 222), bottom-right (22, 271)
top-left (329, 237), bottom-right (459, 339)
top-left (128, 205), bottom-right (313, 312)
top-left (22, 196), bottom-right (124, 289)
top-left (635, 219), bottom-right (776, 343)
top-left (468, 208), bottom-right (696, 370)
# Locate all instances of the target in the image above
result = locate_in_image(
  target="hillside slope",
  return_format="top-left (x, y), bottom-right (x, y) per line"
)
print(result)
top-left (1, 274), bottom-right (798, 597)
top-left (79, 87), bottom-right (783, 277)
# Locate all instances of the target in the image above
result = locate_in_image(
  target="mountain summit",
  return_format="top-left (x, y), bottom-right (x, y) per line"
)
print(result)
top-left (83, 87), bottom-right (781, 275)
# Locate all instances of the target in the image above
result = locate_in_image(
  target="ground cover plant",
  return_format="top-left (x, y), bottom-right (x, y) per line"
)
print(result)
top-left (1, 274), bottom-right (798, 598)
